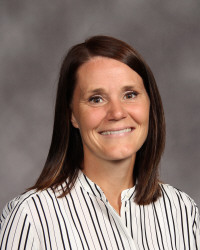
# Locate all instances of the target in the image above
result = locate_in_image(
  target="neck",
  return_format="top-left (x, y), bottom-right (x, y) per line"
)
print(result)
top-left (82, 153), bottom-right (135, 214)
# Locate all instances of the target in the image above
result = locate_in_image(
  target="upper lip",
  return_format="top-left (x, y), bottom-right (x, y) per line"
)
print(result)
top-left (99, 127), bottom-right (134, 133)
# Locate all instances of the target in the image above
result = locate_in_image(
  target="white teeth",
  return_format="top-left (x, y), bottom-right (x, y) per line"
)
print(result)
top-left (101, 128), bottom-right (132, 135)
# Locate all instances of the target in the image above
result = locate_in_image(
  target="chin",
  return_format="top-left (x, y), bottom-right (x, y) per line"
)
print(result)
top-left (102, 147), bottom-right (136, 161)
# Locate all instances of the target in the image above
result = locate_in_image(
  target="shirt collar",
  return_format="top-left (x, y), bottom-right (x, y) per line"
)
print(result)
top-left (77, 170), bottom-right (135, 202)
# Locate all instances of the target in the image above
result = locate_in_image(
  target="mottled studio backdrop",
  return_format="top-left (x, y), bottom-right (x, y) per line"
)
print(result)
top-left (0, 0), bottom-right (200, 211)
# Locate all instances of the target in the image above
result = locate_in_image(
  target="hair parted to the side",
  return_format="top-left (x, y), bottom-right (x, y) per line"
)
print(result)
top-left (30, 35), bottom-right (165, 205)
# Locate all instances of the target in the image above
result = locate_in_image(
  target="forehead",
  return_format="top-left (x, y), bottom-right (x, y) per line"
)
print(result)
top-left (76, 57), bottom-right (144, 90)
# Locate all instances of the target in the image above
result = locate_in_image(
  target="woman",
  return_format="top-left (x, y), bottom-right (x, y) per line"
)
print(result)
top-left (0, 35), bottom-right (199, 249)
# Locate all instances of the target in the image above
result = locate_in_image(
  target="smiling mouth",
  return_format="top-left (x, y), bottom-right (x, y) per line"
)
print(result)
top-left (100, 128), bottom-right (133, 135)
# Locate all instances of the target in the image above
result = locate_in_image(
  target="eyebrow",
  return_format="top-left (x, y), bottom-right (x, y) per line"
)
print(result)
top-left (86, 85), bottom-right (138, 95)
top-left (87, 88), bottom-right (106, 95)
top-left (121, 85), bottom-right (138, 91)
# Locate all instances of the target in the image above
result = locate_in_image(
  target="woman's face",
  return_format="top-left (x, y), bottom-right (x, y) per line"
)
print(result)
top-left (71, 57), bottom-right (150, 162)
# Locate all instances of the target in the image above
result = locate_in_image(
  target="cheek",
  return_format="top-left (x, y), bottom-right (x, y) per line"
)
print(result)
top-left (129, 104), bottom-right (150, 124)
top-left (78, 108), bottom-right (106, 130)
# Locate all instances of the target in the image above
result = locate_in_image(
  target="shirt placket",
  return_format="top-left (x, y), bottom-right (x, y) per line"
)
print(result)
top-left (101, 193), bottom-right (138, 250)
top-left (78, 171), bottom-right (138, 249)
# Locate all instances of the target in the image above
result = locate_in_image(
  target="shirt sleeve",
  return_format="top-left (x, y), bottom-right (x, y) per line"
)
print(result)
top-left (0, 199), bottom-right (39, 250)
top-left (192, 202), bottom-right (200, 250)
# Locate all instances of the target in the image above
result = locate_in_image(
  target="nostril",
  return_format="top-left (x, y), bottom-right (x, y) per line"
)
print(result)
top-left (107, 103), bottom-right (127, 121)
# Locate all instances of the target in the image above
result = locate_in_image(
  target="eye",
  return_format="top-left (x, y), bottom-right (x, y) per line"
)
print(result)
top-left (124, 91), bottom-right (137, 100)
top-left (88, 95), bottom-right (103, 104)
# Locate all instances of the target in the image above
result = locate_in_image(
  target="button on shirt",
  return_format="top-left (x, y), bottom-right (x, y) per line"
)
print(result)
top-left (0, 170), bottom-right (199, 249)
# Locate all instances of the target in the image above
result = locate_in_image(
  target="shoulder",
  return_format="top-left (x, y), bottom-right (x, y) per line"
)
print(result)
top-left (0, 187), bottom-right (59, 231)
top-left (0, 189), bottom-right (36, 227)
top-left (160, 183), bottom-right (196, 203)
top-left (159, 183), bottom-right (199, 217)
top-left (0, 187), bottom-right (62, 248)
top-left (0, 187), bottom-right (66, 248)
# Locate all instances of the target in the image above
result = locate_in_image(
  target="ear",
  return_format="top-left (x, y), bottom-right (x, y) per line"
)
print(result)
top-left (71, 112), bottom-right (79, 128)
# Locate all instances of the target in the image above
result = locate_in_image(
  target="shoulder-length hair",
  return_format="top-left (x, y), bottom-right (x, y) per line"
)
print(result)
top-left (31, 35), bottom-right (165, 205)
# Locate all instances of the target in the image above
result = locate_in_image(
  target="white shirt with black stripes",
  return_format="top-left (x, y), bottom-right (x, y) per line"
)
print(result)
top-left (0, 170), bottom-right (199, 249)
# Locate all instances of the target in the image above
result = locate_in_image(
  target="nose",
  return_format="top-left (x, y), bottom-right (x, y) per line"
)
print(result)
top-left (106, 100), bottom-right (127, 121)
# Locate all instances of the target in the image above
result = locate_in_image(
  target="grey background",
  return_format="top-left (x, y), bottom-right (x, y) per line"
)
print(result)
top-left (0, 0), bottom-right (200, 212)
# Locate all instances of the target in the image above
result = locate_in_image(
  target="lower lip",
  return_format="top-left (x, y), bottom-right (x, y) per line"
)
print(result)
top-left (99, 128), bottom-right (134, 137)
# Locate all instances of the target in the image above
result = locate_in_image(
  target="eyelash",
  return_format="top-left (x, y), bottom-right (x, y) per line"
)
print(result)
top-left (88, 95), bottom-right (103, 103)
top-left (123, 91), bottom-right (138, 100)
top-left (88, 91), bottom-right (138, 104)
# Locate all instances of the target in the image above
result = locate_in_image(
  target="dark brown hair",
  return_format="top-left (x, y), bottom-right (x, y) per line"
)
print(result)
top-left (30, 35), bottom-right (165, 205)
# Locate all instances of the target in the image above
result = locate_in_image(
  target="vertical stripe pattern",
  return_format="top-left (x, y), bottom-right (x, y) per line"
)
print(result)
top-left (0, 171), bottom-right (199, 249)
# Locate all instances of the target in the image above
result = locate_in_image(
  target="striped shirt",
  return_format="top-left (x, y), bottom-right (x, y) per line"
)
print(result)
top-left (0, 170), bottom-right (199, 249)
